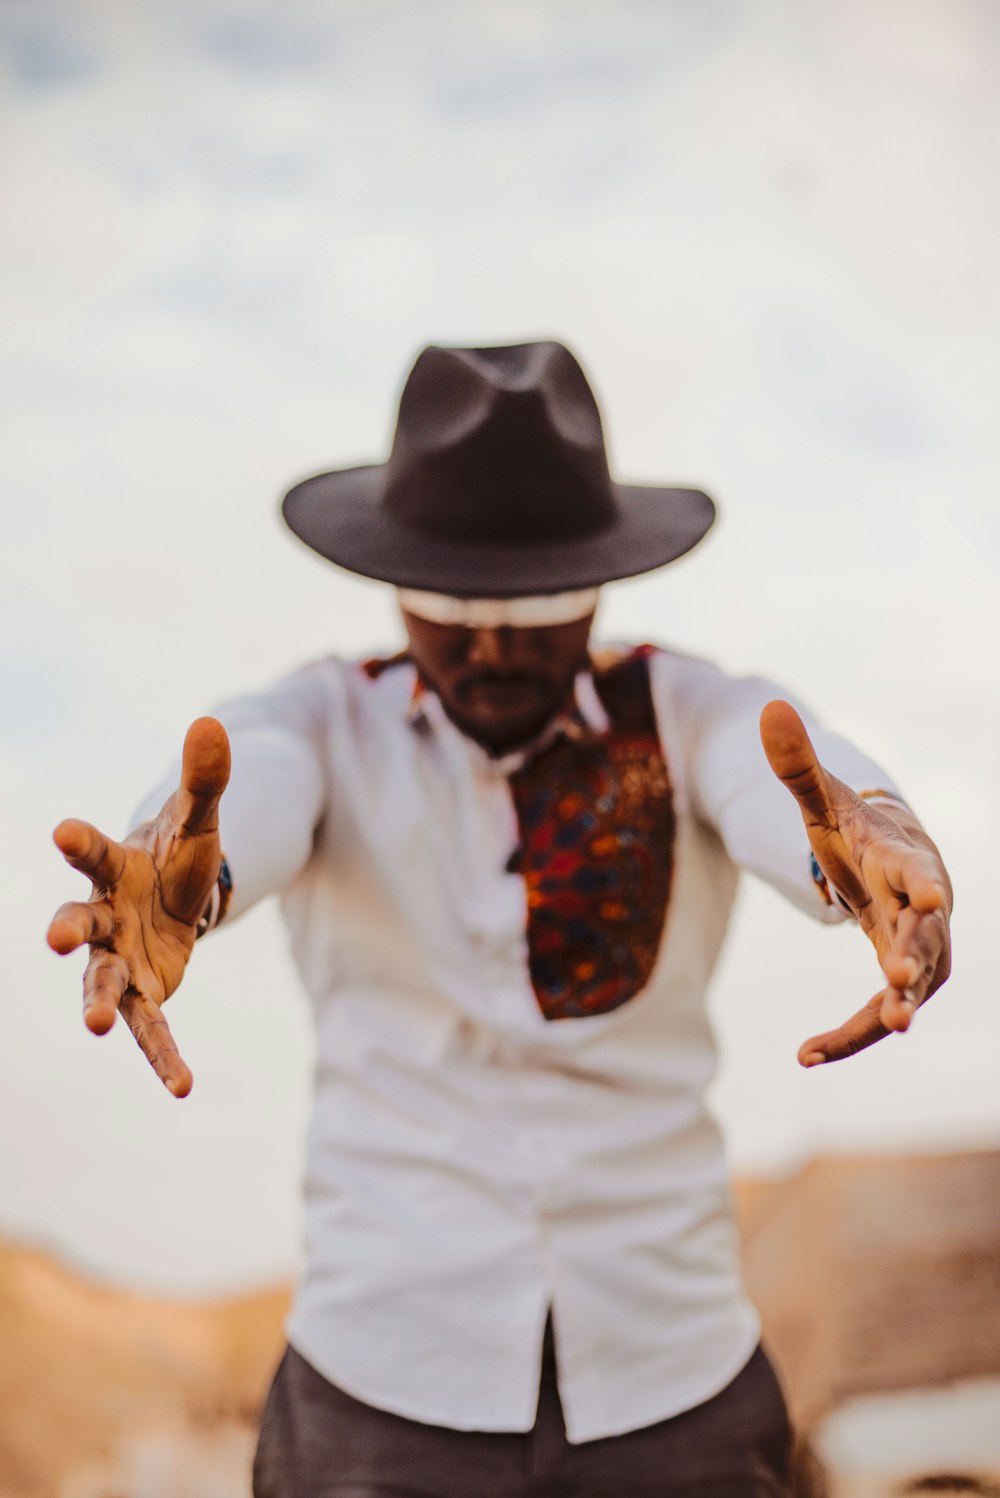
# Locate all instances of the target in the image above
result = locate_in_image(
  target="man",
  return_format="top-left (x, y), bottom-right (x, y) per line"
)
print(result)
top-left (47, 341), bottom-right (952, 1497)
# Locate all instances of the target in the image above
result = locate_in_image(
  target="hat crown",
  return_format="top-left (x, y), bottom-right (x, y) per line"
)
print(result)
top-left (383, 341), bottom-right (616, 544)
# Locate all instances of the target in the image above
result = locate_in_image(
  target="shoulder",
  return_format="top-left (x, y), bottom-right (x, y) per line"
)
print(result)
top-left (649, 645), bottom-right (793, 710)
top-left (257, 650), bottom-right (415, 700)
top-left (212, 651), bottom-right (413, 736)
top-left (596, 644), bottom-right (803, 743)
top-left (592, 640), bottom-right (734, 704)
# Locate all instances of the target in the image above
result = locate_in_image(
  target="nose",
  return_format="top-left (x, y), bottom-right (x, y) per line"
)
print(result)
top-left (465, 627), bottom-right (517, 670)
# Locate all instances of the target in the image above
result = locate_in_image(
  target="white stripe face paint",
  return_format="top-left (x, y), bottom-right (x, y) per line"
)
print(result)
top-left (396, 588), bottom-right (600, 628)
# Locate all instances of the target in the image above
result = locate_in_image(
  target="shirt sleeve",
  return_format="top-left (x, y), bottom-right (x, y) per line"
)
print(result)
top-left (653, 650), bottom-right (905, 923)
top-left (129, 661), bottom-right (332, 923)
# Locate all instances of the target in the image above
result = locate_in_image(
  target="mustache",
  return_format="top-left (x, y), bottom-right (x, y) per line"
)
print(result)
top-left (456, 670), bottom-right (555, 696)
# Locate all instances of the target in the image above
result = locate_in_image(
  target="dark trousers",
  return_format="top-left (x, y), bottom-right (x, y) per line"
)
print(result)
top-left (252, 1323), bottom-right (794, 1498)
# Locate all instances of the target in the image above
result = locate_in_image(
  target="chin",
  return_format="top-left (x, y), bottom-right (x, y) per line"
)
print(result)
top-left (467, 709), bottom-right (553, 752)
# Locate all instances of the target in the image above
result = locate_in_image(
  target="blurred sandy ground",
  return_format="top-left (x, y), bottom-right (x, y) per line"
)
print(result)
top-left (3, 1151), bottom-right (998, 1498)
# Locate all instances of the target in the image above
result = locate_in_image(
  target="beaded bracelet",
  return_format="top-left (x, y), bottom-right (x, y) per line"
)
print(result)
top-left (858, 788), bottom-right (911, 813)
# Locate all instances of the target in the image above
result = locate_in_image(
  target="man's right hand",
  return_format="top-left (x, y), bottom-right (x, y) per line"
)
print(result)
top-left (46, 718), bottom-right (231, 1098)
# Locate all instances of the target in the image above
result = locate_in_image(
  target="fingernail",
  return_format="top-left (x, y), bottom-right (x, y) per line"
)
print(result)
top-left (802, 1051), bottom-right (826, 1067)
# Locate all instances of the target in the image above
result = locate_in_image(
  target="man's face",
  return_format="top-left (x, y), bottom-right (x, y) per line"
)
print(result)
top-left (401, 608), bottom-right (596, 754)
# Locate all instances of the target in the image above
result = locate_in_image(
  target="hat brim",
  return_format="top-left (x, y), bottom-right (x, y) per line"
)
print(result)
top-left (282, 465), bottom-right (716, 596)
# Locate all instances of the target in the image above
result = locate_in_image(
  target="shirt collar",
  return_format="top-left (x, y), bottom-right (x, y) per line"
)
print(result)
top-left (406, 665), bottom-right (609, 773)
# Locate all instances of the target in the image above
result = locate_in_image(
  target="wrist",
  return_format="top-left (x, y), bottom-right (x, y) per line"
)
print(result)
top-left (810, 852), bottom-right (853, 915)
top-left (195, 857), bottom-right (232, 939)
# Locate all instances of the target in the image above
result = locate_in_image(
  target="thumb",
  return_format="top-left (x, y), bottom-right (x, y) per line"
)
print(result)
top-left (760, 700), bottom-right (835, 829)
top-left (174, 718), bottom-right (231, 836)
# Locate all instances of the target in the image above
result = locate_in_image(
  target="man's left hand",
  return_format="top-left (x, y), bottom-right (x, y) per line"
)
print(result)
top-left (760, 700), bottom-right (952, 1067)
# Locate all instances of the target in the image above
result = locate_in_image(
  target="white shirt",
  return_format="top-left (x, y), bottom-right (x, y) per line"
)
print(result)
top-left (137, 644), bottom-right (897, 1442)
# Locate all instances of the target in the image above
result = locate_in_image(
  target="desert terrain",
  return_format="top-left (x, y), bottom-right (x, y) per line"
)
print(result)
top-left (2, 1151), bottom-right (998, 1498)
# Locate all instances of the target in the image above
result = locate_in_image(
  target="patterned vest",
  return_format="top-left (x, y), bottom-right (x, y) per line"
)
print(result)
top-left (507, 647), bottom-right (675, 1020)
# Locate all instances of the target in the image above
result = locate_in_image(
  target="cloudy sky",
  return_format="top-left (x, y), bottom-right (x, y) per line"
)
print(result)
top-left (2, 0), bottom-right (998, 1293)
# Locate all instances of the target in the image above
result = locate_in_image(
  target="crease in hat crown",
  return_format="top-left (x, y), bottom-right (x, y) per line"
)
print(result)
top-left (381, 340), bottom-right (615, 546)
top-left (280, 337), bottom-right (716, 596)
top-left (389, 341), bottom-right (605, 458)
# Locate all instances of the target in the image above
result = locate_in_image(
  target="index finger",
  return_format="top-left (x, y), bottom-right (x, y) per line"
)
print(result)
top-left (759, 700), bottom-right (835, 828)
top-left (53, 820), bottom-right (127, 889)
top-left (173, 717), bottom-right (231, 836)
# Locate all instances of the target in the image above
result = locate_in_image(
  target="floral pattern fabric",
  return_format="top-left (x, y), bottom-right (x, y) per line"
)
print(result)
top-left (508, 648), bottom-right (674, 1021)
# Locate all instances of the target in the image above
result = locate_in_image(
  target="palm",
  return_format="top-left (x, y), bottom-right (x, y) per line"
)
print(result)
top-left (127, 811), bottom-right (226, 991)
top-left (47, 718), bottom-right (231, 1096)
top-left (759, 700), bottom-right (951, 1066)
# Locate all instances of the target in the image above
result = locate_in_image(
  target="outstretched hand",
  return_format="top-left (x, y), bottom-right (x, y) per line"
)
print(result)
top-left (760, 700), bottom-right (952, 1067)
top-left (47, 718), bottom-right (231, 1097)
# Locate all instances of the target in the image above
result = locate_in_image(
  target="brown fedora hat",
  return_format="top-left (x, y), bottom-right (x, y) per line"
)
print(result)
top-left (282, 340), bottom-right (715, 596)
